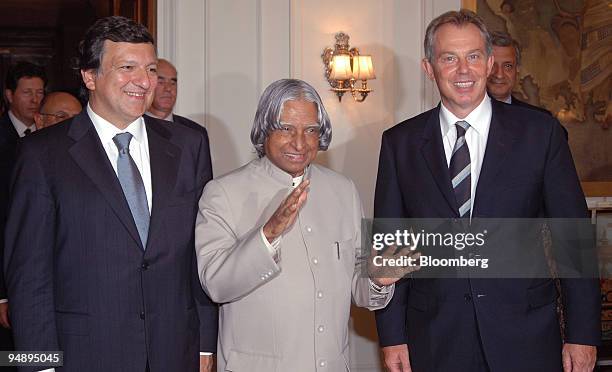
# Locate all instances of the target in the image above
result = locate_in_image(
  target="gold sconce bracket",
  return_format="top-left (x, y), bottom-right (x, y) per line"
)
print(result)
top-left (321, 32), bottom-right (375, 103)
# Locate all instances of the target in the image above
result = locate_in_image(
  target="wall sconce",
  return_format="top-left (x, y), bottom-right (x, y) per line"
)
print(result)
top-left (322, 32), bottom-right (376, 102)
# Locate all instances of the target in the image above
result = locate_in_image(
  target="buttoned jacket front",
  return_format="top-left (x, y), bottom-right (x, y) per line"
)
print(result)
top-left (196, 157), bottom-right (392, 372)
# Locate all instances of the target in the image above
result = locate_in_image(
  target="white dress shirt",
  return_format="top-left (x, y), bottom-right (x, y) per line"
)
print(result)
top-left (8, 110), bottom-right (36, 137)
top-left (88, 104), bottom-right (152, 213)
top-left (439, 95), bottom-right (492, 216)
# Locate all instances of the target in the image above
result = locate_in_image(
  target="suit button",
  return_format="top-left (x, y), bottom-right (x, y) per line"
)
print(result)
top-left (312, 257), bottom-right (318, 265)
top-left (306, 226), bottom-right (312, 233)
top-left (139, 312), bottom-right (145, 320)
top-left (317, 291), bottom-right (324, 299)
top-left (318, 360), bottom-right (326, 367)
top-left (464, 294), bottom-right (472, 302)
top-left (317, 325), bottom-right (325, 333)
top-left (141, 261), bottom-right (149, 270)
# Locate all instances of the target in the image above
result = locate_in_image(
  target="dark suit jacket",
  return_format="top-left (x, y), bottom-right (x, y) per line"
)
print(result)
top-left (173, 114), bottom-right (208, 136)
top-left (511, 96), bottom-right (552, 115)
top-left (4, 112), bottom-right (217, 372)
top-left (510, 96), bottom-right (569, 139)
top-left (0, 112), bottom-right (19, 300)
top-left (374, 100), bottom-right (600, 372)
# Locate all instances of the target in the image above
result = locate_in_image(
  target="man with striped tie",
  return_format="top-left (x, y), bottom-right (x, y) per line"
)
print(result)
top-left (373, 9), bottom-right (599, 372)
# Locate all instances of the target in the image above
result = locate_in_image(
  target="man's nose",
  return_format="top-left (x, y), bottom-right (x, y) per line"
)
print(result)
top-left (492, 63), bottom-right (503, 78)
top-left (291, 131), bottom-right (306, 150)
top-left (134, 67), bottom-right (153, 89)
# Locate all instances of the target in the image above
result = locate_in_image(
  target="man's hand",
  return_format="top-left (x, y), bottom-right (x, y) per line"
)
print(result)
top-left (562, 343), bottom-right (596, 372)
top-left (200, 354), bottom-right (214, 372)
top-left (369, 245), bottom-right (420, 287)
top-left (382, 344), bottom-right (411, 372)
top-left (263, 179), bottom-right (309, 242)
top-left (0, 302), bottom-right (10, 329)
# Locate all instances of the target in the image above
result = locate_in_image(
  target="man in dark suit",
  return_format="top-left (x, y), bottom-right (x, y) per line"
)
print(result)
top-left (374, 10), bottom-right (599, 372)
top-left (4, 16), bottom-right (217, 372)
top-left (486, 31), bottom-right (551, 115)
top-left (145, 58), bottom-right (208, 137)
top-left (0, 62), bottom-right (46, 356)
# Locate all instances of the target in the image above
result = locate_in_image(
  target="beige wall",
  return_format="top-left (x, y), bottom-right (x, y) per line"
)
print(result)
top-left (157, 0), bottom-right (460, 370)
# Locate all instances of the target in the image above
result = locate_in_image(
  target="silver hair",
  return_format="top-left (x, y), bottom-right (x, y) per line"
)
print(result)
top-left (251, 79), bottom-right (332, 158)
top-left (424, 9), bottom-right (492, 62)
top-left (491, 31), bottom-right (521, 66)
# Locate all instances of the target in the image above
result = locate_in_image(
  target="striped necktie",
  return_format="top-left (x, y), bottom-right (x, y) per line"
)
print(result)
top-left (449, 120), bottom-right (471, 217)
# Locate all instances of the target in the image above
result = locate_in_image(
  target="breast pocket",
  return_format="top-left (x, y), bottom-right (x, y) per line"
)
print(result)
top-left (333, 239), bottom-right (356, 280)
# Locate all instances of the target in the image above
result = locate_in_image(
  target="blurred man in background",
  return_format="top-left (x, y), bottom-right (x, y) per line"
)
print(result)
top-left (34, 91), bottom-right (82, 130)
top-left (145, 58), bottom-right (208, 137)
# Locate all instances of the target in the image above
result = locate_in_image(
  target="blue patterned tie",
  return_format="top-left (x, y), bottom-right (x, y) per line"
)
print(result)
top-left (113, 133), bottom-right (150, 249)
top-left (449, 121), bottom-right (471, 217)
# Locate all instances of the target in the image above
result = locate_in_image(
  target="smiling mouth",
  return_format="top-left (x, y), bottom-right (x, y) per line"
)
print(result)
top-left (454, 81), bottom-right (475, 89)
top-left (126, 91), bottom-right (146, 98)
top-left (284, 153), bottom-right (307, 162)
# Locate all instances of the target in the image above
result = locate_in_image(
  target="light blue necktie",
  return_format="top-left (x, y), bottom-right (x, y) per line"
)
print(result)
top-left (113, 132), bottom-right (150, 249)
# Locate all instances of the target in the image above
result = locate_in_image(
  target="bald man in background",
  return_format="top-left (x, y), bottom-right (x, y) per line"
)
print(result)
top-left (145, 58), bottom-right (208, 137)
top-left (34, 91), bottom-right (82, 129)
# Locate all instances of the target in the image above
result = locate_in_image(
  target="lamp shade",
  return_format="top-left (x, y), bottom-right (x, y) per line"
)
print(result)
top-left (330, 54), bottom-right (352, 80)
top-left (352, 55), bottom-right (376, 80)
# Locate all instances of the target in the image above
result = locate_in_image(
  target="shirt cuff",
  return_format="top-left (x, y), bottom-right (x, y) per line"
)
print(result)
top-left (369, 279), bottom-right (394, 294)
top-left (0, 299), bottom-right (7, 304)
top-left (37, 369), bottom-right (55, 372)
top-left (200, 352), bottom-right (213, 356)
top-left (260, 227), bottom-right (281, 262)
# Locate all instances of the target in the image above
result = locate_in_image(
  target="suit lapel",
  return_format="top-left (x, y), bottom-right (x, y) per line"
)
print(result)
top-left (0, 113), bottom-right (19, 143)
top-left (67, 111), bottom-right (144, 250)
top-left (473, 101), bottom-right (517, 213)
top-left (420, 106), bottom-right (459, 216)
top-left (145, 117), bottom-right (181, 248)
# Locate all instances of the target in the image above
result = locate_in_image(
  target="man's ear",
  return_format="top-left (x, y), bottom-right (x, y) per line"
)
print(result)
top-left (34, 112), bottom-right (44, 130)
top-left (421, 58), bottom-right (436, 82)
top-left (81, 69), bottom-right (97, 91)
top-left (5, 89), bottom-right (13, 105)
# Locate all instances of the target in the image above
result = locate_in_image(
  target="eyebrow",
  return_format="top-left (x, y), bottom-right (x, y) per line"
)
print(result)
top-left (440, 48), bottom-right (484, 55)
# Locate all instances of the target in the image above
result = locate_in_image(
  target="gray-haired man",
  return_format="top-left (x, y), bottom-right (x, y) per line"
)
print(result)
top-left (194, 79), bottom-right (407, 371)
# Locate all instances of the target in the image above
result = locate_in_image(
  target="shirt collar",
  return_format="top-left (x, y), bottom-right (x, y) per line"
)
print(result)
top-left (145, 111), bottom-right (173, 122)
top-left (439, 94), bottom-right (492, 136)
top-left (88, 103), bottom-right (146, 145)
top-left (8, 110), bottom-right (35, 137)
top-left (292, 174), bottom-right (304, 188)
top-left (503, 95), bottom-right (512, 104)
top-left (260, 156), bottom-right (310, 187)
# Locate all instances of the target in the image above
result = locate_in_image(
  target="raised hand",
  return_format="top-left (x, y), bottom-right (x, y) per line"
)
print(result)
top-left (369, 244), bottom-right (421, 287)
top-left (263, 179), bottom-right (310, 242)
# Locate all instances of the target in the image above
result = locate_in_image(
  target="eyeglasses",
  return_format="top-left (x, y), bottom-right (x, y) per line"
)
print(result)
top-left (40, 112), bottom-right (70, 120)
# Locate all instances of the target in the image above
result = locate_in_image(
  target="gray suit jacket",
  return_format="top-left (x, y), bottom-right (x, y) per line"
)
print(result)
top-left (195, 157), bottom-right (392, 371)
